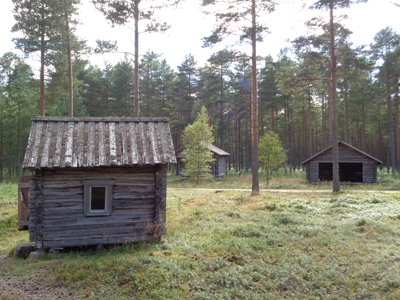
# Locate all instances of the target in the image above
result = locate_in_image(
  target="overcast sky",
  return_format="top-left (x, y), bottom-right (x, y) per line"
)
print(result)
top-left (1, 0), bottom-right (400, 72)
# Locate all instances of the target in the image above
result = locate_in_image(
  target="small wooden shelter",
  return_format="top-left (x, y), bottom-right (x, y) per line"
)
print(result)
top-left (301, 141), bottom-right (382, 184)
top-left (22, 117), bottom-right (176, 251)
top-left (175, 144), bottom-right (230, 177)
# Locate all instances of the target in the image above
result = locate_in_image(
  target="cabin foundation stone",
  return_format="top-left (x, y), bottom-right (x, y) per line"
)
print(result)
top-left (13, 243), bottom-right (36, 259)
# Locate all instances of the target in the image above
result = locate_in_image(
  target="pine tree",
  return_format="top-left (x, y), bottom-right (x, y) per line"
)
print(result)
top-left (92, 0), bottom-right (180, 117)
top-left (202, 0), bottom-right (277, 195)
top-left (12, 0), bottom-right (60, 116)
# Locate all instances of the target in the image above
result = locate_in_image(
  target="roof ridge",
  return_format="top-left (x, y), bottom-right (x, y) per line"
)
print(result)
top-left (31, 117), bottom-right (170, 122)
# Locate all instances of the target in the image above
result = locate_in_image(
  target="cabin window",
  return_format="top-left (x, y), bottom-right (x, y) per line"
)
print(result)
top-left (82, 180), bottom-right (116, 216)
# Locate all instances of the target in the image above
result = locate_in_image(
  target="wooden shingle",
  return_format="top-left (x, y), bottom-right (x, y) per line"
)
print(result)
top-left (23, 117), bottom-right (177, 169)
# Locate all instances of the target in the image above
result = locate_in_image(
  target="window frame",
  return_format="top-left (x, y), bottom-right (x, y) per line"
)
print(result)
top-left (82, 180), bottom-right (116, 216)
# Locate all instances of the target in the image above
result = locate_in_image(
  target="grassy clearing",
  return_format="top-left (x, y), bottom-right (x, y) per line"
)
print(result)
top-left (1, 181), bottom-right (400, 299)
top-left (168, 169), bottom-right (400, 191)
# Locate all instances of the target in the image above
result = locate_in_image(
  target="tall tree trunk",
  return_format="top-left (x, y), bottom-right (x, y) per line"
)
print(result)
top-left (388, 83), bottom-right (396, 173)
top-left (270, 107), bottom-right (274, 131)
top-left (17, 96), bottom-right (21, 177)
top-left (329, 3), bottom-right (340, 192)
top-left (245, 112), bottom-right (249, 173)
top-left (396, 78), bottom-right (399, 171)
top-left (308, 89), bottom-right (313, 157)
top-left (220, 65), bottom-right (224, 150)
top-left (322, 92), bottom-right (326, 148)
top-left (251, 0), bottom-right (259, 194)
top-left (0, 100), bottom-right (3, 183)
top-left (344, 84), bottom-right (349, 143)
top-left (228, 113), bottom-right (231, 170)
top-left (65, 1), bottom-right (74, 117)
top-left (361, 87), bottom-right (366, 152)
top-left (40, 11), bottom-right (45, 117)
top-left (133, 0), bottom-right (140, 117)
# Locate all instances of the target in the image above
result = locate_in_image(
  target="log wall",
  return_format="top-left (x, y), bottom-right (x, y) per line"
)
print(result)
top-left (217, 156), bottom-right (227, 176)
top-left (29, 166), bottom-right (167, 248)
top-left (305, 144), bottom-right (379, 184)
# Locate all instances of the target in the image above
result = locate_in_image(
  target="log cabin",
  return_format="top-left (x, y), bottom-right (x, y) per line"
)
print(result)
top-left (22, 117), bottom-right (176, 252)
top-left (175, 144), bottom-right (230, 178)
top-left (301, 141), bottom-right (382, 184)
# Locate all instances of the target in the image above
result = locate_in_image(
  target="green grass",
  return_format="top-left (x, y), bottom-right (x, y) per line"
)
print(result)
top-left (168, 169), bottom-right (400, 191)
top-left (0, 183), bottom-right (28, 253)
top-left (1, 182), bottom-right (400, 299)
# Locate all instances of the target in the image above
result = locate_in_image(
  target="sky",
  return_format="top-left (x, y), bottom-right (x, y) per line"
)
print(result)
top-left (1, 0), bottom-right (400, 72)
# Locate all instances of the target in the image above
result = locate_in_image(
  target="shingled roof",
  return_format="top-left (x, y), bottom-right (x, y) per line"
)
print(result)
top-left (301, 141), bottom-right (382, 165)
top-left (23, 117), bottom-right (177, 169)
top-left (176, 144), bottom-right (230, 159)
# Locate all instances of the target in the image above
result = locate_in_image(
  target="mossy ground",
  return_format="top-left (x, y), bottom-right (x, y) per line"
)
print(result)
top-left (1, 180), bottom-right (400, 299)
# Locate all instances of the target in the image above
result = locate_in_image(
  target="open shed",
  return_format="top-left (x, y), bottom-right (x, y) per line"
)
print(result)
top-left (301, 141), bottom-right (382, 184)
top-left (175, 144), bottom-right (230, 177)
top-left (22, 117), bottom-right (176, 252)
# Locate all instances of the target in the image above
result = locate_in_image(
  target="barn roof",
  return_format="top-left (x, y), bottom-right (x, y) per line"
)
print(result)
top-left (301, 141), bottom-right (382, 165)
top-left (176, 144), bottom-right (230, 158)
top-left (23, 117), bottom-right (177, 169)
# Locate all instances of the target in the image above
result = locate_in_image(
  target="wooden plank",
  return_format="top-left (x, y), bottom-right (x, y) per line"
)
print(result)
top-left (148, 122), bottom-right (159, 164)
top-left (53, 122), bottom-right (64, 167)
top-left (109, 122), bottom-right (117, 165)
top-left (42, 221), bottom-right (154, 231)
top-left (42, 211), bottom-right (154, 226)
top-left (82, 122), bottom-right (88, 167)
top-left (140, 122), bottom-right (148, 164)
top-left (40, 122), bottom-right (53, 167)
top-left (30, 121), bottom-right (43, 168)
top-left (113, 194), bottom-right (155, 200)
top-left (42, 188), bottom-right (83, 196)
top-left (75, 121), bottom-right (84, 167)
top-left (64, 122), bottom-right (74, 167)
top-left (98, 122), bottom-right (105, 166)
top-left (120, 122), bottom-right (128, 165)
top-left (114, 122), bottom-right (122, 166)
top-left (129, 123), bottom-right (138, 164)
top-left (114, 185), bottom-right (155, 192)
top-left (156, 122), bottom-right (167, 163)
top-left (43, 235), bottom-right (154, 248)
top-left (164, 122), bottom-right (176, 163)
top-left (43, 167), bottom-right (155, 175)
top-left (44, 227), bottom-right (153, 239)
top-left (43, 201), bottom-right (83, 208)
top-left (88, 121), bottom-right (95, 167)
top-left (42, 173), bottom-right (155, 182)
top-left (23, 122), bottom-right (36, 167)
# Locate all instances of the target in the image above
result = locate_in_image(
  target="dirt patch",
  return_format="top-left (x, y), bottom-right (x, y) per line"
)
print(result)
top-left (0, 252), bottom-right (79, 300)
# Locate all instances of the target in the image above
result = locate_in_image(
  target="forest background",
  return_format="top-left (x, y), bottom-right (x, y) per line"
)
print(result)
top-left (1, 0), bottom-right (400, 181)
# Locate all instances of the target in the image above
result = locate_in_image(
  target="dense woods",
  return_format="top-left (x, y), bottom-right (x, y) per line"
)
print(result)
top-left (1, 0), bottom-right (400, 182)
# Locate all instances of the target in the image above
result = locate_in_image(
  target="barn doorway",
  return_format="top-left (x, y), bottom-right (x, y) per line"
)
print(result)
top-left (318, 162), bottom-right (363, 183)
top-left (318, 163), bottom-right (333, 181)
top-left (339, 163), bottom-right (363, 182)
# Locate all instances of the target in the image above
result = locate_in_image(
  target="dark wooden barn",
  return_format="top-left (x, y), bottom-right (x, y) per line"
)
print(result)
top-left (175, 144), bottom-right (230, 178)
top-left (22, 117), bottom-right (176, 252)
top-left (301, 141), bottom-right (382, 184)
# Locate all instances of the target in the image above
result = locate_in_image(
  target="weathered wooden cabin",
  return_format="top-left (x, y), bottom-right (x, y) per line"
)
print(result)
top-left (301, 141), bottom-right (382, 184)
top-left (175, 144), bottom-right (230, 177)
top-left (22, 117), bottom-right (176, 252)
